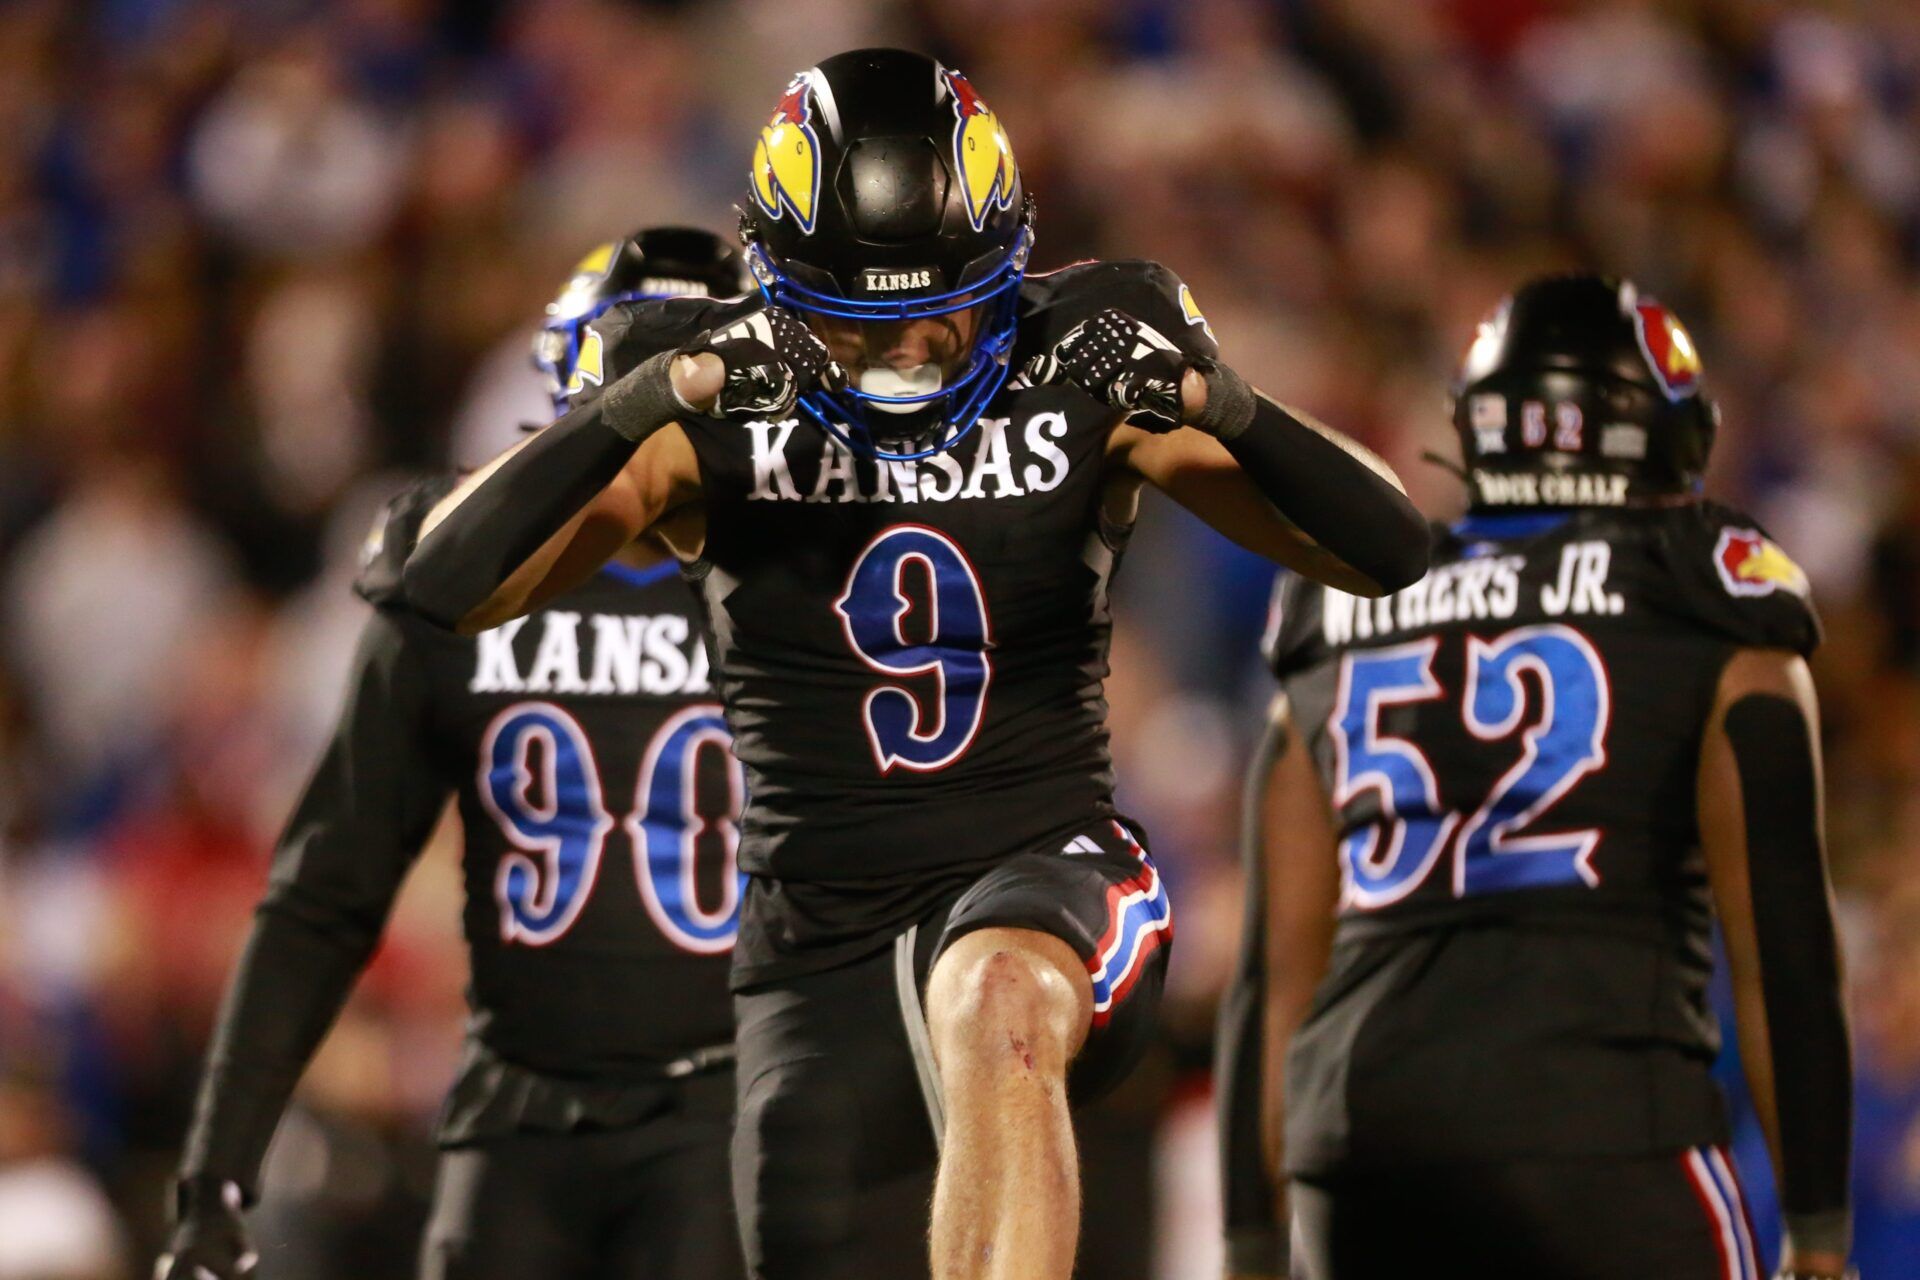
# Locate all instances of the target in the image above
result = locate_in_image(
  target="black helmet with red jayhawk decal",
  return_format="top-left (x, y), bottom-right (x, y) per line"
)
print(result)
top-left (1452, 273), bottom-right (1719, 510)
top-left (741, 48), bottom-right (1034, 462)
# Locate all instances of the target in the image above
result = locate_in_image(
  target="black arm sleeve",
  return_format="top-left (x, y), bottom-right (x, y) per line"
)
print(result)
top-left (177, 609), bottom-right (448, 1198)
top-left (1218, 708), bottom-right (1289, 1274)
top-left (1725, 693), bottom-right (1853, 1229)
top-left (400, 395), bottom-right (649, 629)
top-left (1216, 387), bottom-right (1431, 594)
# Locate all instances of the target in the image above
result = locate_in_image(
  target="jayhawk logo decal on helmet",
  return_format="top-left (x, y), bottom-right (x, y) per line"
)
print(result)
top-left (1630, 297), bottom-right (1703, 402)
top-left (943, 68), bottom-right (1017, 231)
top-left (1714, 527), bottom-right (1808, 599)
top-left (752, 72), bottom-right (823, 234)
top-left (547, 241), bottom-right (617, 322)
top-left (565, 327), bottom-right (604, 397)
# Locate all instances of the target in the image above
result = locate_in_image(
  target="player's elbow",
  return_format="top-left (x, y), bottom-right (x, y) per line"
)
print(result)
top-left (1344, 502), bottom-right (1431, 597)
top-left (398, 544), bottom-right (496, 635)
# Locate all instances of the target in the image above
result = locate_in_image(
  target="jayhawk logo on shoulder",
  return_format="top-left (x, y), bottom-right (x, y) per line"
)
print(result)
top-left (943, 67), bottom-right (1018, 230)
top-left (1714, 527), bottom-right (1808, 599)
top-left (1178, 284), bottom-right (1215, 344)
top-left (752, 72), bottom-right (823, 233)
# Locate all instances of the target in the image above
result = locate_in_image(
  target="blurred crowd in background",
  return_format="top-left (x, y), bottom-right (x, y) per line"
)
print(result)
top-left (0, 0), bottom-right (1918, 1275)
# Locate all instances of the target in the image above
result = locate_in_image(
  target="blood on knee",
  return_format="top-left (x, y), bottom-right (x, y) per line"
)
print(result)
top-left (1007, 1031), bottom-right (1034, 1071)
top-left (930, 943), bottom-right (1076, 1077)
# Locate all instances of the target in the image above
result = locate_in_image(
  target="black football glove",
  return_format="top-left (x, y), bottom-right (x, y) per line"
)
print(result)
top-left (1024, 307), bottom-right (1192, 431)
top-left (155, 1176), bottom-right (256, 1280)
top-left (680, 305), bottom-right (847, 419)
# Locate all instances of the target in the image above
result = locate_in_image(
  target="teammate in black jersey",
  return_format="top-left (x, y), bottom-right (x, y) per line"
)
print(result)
top-left (159, 229), bottom-right (752, 1280)
top-left (1218, 275), bottom-right (1855, 1280)
top-left (401, 49), bottom-right (1430, 1280)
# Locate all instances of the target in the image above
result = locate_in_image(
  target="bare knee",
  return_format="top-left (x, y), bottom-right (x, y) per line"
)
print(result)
top-left (926, 929), bottom-right (1091, 1082)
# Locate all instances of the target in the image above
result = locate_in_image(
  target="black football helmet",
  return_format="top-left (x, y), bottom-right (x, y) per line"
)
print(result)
top-left (742, 47), bottom-right (1035, 460)
top-left (532, 226), bottom-right (749, 415)
top-left (1452, 274), bottom-right (1718, 509)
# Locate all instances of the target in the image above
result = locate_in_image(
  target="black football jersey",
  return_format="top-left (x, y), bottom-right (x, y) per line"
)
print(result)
top-left (580, 261), bottom-right (1218, 985)
top-left (316, 479), bottom-right (739, 1083)
top-left (1264, 502), bottom-right (1820, 1172)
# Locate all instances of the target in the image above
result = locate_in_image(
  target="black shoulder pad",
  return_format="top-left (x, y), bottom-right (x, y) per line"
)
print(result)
top-left (565, 295), bottom-right (758, 414)
top-left (1023, 259), bottom-right (1221, 366)
top-left (1105, 259), bottom-right (1221, 362)
top-left (1263, 569), bottom-right (1328, 678)
top-left (355, 473), bottom-right (460, 605)
top-left (1131, 260), bottom-right (1221, 363)
top-left (1647, 501), bottom-right (1821, 656)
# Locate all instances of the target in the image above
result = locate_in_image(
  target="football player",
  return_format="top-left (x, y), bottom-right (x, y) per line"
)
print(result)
top-left (1218, 274), bottom-right (1855, 1279)
top-left (159, 228), bottom-right (752, 1280)
top-left (400, 49), bottom-right (1430, 1280)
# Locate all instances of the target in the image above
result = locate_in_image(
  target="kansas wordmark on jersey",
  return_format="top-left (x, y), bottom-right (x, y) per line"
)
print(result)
top-left (350, 482), bottom-right (741, 1099)
top-left (468, 607), bottom-right (711, 697)
top-left (740, 412), bottom-right (1074, 505)
top-left (574, 260), bottom-right (1213, 986)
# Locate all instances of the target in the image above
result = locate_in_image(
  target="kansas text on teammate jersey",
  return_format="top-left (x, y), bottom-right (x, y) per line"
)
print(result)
top-left (174, 478), bottom-right (744, 1277)
top-left (397, 48), bottom-right (1430, 1280)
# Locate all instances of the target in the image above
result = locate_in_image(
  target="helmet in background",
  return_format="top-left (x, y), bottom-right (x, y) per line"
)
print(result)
top-left (532, 226), bottom-right (749, 415)
top-left (1452, 274), bottom-right (1717, 510)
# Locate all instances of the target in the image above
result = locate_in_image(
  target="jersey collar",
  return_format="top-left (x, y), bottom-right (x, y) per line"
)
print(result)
top-left (599, 559), bottom-right (682, 589)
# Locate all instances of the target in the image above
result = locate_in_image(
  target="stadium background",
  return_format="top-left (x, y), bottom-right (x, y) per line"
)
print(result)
top-left (0, 0), bottom-right (1916, 1274)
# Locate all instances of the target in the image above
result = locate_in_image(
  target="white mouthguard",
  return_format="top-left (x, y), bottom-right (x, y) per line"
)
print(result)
top-left (859, 364), bottom-right (943, 413)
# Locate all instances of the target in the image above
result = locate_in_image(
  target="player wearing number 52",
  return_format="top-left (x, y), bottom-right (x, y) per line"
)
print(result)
top-left (160, 230), bottom-right (751, 1280)
top-left (400, 48), bottom-right (1428, 1280)
top-left (1218, 276), bottom-right (1855, 1280)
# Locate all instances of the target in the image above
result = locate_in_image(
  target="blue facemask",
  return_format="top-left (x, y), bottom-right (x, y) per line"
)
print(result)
top-left (746, 227), bottom-right (1033, 462)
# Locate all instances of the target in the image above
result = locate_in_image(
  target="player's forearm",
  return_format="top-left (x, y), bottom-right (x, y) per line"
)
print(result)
top-left (1219, 711), bottom-right (1289, 1276)
top-left (1218, 966), bottom-right (1286, 1277)
top-left (1222, 701), bottom-right (1344, 1277)
top-left (1701, 656), bottom-right (1854, 1264)
top-left (403, 350), bottom-right (697, 630)
top-left (1725, 933), bottom-right (1853, 1273)
top-left (183, 609), bottom-right (445, 1200)
top-left (1728, 695), bottom-right (1854, 1254)
top-left (1184, 367), bottom-right (1430, 595)
top-left (178, 900), bottom-right (378, 1198)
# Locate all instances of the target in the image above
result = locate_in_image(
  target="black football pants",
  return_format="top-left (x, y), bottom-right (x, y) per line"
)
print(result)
top-left (1292, 1145), bottom-right (1762, 1280)
top-left (730, 819), bottom-right (1173, 1280)
top-left (418, 1069), bottom-right (743, 1280)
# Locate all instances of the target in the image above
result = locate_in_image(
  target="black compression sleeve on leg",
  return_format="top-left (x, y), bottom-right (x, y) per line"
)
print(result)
top-left (1199, 369), bottom-right (1430, 593)
top-left (1218, 713), bottom-right (1288, 1275)
top-left (401, 350), bottom-right (685, 628)
top-left (1725, 693), bottom-right (1853, 1232)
